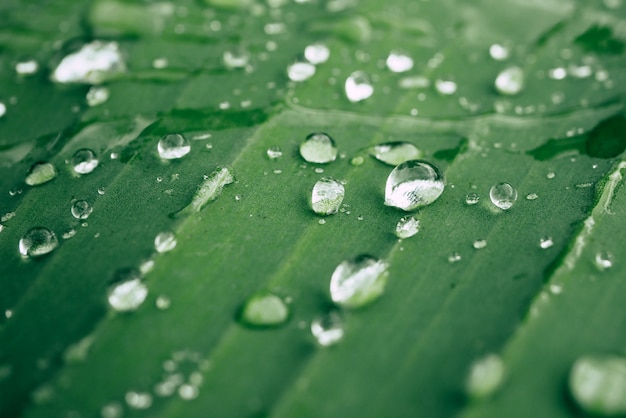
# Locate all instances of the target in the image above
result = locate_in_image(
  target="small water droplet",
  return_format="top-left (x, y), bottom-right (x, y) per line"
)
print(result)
top-left (266, 146), bottom-right (283, 159)
top-left (108, 273), bottom-right (148, 312)
top-left (52, 41), bottom-right (126, 84)
top-left (25, 162), bottom-right (57, 186)
top-left (595, 251), bottom-right (613, 270)
top-left (86, 86), bottom-right (110, 107)
top-left (495, 66), bottom-right (524, 96)
top-left (101, 402), bottom-right (123, 418)
top-left (345, 71), bottom-right (374, 102)
top-left (350, 156), bottom-right (364, 166)
top-left (435, 78), bottom-right (457, 95)
top-left (178, 384), bottom-right (199, 400)
top-left (158, 133), bottom-right (190, 160)
top-left (489, 182), bottom-right (517, 210)
top-left (330, 255), bottom-right (389, 309)
top-left (465, 354), bottom-right (505, 399)
top-left (62, 228), bottom-right (77, 240)
top-left (223, 49), bottom-right (249, 69)
top-left (125, 391), bottom-right (152, 409)
top-left (154, 232), bottom-right (177, 253)
top-left (16, 60), bottom-right (38, 75)
top-left (489, 44), bottom-right (510, 61)
top-left (465, 193), bottom-right (480, 205)
top-left (311, 177), bottom-right (345, 215)
top-left (549, 283), bottom-right (562, 294)
top-left (153, 57), bottom-right (168, 69)
top-left (549, 67), bottom-right (567, 80)
top-left (71, 200), bottom-right (93, 220)
top-left (539, 237), bottom-right (554, 249)
top-left (395, 215), bottom-right (420, 239)
top-left (369, 142), bottom-right (422, 166)
top-left (473, 239), bottom-right (487, 249)
top-left (386, 51), bottom-right (414, 73)
top-left (299, 132), bottom-right (337, 164)
top-left (569, 355), bottom-right (626, 415)
top-left (72, 149), bottom-right (99, 174)
top-left (384, 160), bottom-right (445, 211)
top-left (304, 43), bottom-right (330, 64)
top-left (239, 292), bottom-right (289, 327)
top-left (448, 252), bottom-right (462, 263)
top-left (311, 311), bottom-right (344, 346)
top-left (156, 295), bottom-right (171, 310)
top-left (19, 227), bottom-right (59, 257)
top-left (0, 102), bottom-right (6, 118)
top-left (546, 171), bottom-right (556, 179)
top-left (272, 169), bottom-right (282, 175)
top-left (287, 62), bottom-right (316, 81)
top-left (399, 75), bottom-right (430, 89)
top-left (526, 193), bottom-right (538, 200)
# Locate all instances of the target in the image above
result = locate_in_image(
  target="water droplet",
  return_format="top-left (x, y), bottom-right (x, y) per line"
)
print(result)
top-left (0, 102), bottom-right (6, 118)
top-left (384, 160), bottom-right (445, 211)
top-left (350, 156), bottom-right (364, 166)
top-left (399, 75), bottom-right (430, 89)
top-left (125, 391), bottom-right (152, 409)
top-left (435, 78), bottom-right (457, 95)
top-left (72, 149), bottom-right (99, 174)
top-left (473, 239), bottom-right (487, 249)
top-left (569, 355), bottom-right (626, 415)
top-left (489, 43), bottom-right (510, 61)
top-left (299, 132), bottom-right (337, 164)
top-left (330, 255), bottom-right (389, 309)
top-left (156, 295), bottom-right (171, 310)
top-left (549, 67), bottom-right (567, 80)
top-left (345, 71), bottom-right (374, 102)
top-left (108, 274), bottom-right (148, 312)
top-left (287, 62), bottom-right (316, 81)
top-left (311, 311), bottom-right (344, 346)
top-left (549, 283), bottom-right (562, 294)
top-left (465, 354), bottom-right (505, 399)
top-left (395, 215), bottom-right (420, 239)
top-left (539, 237), bottom-right (554, 249)
top-left (311, 177), bottom-right (345, 215)
top-left (386, 51), bottom-right (414, 73)
top-left (62, 228), bottom-right (77, 240)
top-left (52, 41), bottom-right (126, 84)
top-left (448, 252), bottom-right (462, 263)
top-left (304, 43), bottom-right (330, 64)
top-left (546, 171), bottom-right (556, 179)
top-left (86, 86), bottom-right (110, 107)
top-left (101, 402), bottom-right (123, 418)
top-left (71, 200), bottom-right (93, 220)
top-left (495, 66), bottom-right (524, 96)
top-left (25, 162), bottom-right (57, 186)
top-left (489, 182), bottom-right (517, 210)
top-left (239, 292), bottom-right (289, 327)
top-left (465, 193), bottom-right (480, 205)
top-left (266, 146), bottom-right (283, 159)
top-left (16, 60), bottom-right (38, 76)
top-left (154, 232), bottom-right (177, 253)
top-left (158, 133), bottom-right (190, 160)
top-left (526, 193), bottom-right (538, 200)
top-left (223, 49), bottom-right (249, 69)
top-left (369, 142), bottom-right (422, 166)
top-left (19, 227), bottom-right (59, 257)
top-left (178, 384), bottom-right (199, 400)
top-left (595, 251), bottom-right (613, 270)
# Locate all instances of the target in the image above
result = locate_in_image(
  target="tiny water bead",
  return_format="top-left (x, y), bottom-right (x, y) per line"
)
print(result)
top-left (495, 66), bottom-right (524, 96)
top-left (266, 146), bottom-right (283, 159)
top-left (16, 60), bottom-right (38, 75)
top-left (239, 293), bottom-right (289, 327)
top-left (287, 62), bottom-right (316, 81)
top-left (435, 78), bottom-right (457, 95)
top-left (595, 251), bottom-right (613, 270)
top-left (311, 311), bottom-right (344, 346)
top-left (52, 41), bottom-right (126, 84)
top-left (465, 193), bottom-right (480, 205)
top-left (311, 177), bottom-right (345, 215)
top-left (155, 232), bottom-right (177, 253)
top-left (569, 355), bottom-right (626, 416)
top-left (108, 275), bottom-right (148, 312)
top-left (489, 182), bottom-right (517, 210)
top-left (156, 295), bottom-right (171, 310)
top-left (395, 215), bottom-right (420, 239)
top-left (385, 160), bottom-right (445, 211)
top-left (465, 354), bottom-right (505, 399)
top-left (86, 86), bottom-right (110, 107)
top-left (101, 402), bottom-right (123, 418)
top-left (158, 133), bottom-right (191, 160)
top-left (345, 71), bottom-right (374, 102)
top-left (386, 51), bottom-right (414, 73)
top-left (71, 200), bottom-right (93, 220)
top-left (19, 227), bottom-right (59, 257)
top-left (125, 391), bottom-right (152, 409)
top-left (489, 43), bottom-right (510, 61)
top-left (299, 132), bottom-right (337, 164)
top-left (304, 43), bottom-right (330, 64)
top-left (526, 193), bottom-right (538, 200)
top-left (25, 162), bottom-right (57, 186)
top-left (330, 255), bottom-right (389, 309)
top-left (72, 149), bottom-right (99, 174)
top-left (369, 142), bottom-right (422, 166)
top-left (448, 252), bottom-right (462, 263)
top-left (539, 237), bottom-right (554, 249)
top-left (473, 239), bottom-right (487, 249)
top-left (223, 49), bottom-right (250, 69)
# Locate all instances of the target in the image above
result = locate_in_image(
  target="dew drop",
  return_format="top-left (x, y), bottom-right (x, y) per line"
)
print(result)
top-left (448, 252), bottom-right (462, 263)
top-left (52, 41), bottom-right (126, 84)
top-left (330, 255), bottom-right (389, 309)
top-left (25, 162), bottom-right (57, 186)
top-left (86, 86), bottom-right (110, 107)
top-left (311, 311), bottom-right (344, 346)
top-left (72, 149), bottom-right (99, 174)
top-left (495, 66), bottom-right (524, 96)
top-left (125, 391), bottom-right (152, 409)
top-left (465, 354), bottom-right (505, 399)
top-left (369, 142), bottom-right (422, 166)
top-left (569, 355), bottom-right (626, 415)
top-left (386, 51), bottom-right (414, 73)
top-left (156, 295), bottom-right (171, 310)
top-left (549, 67), bottom-right (567, 80)
top-left (108, 273), bottom-right (148, 312)
top-left (223, 49), bottom-right (250, 69)
top-left (299, 132), bottom-right (337, 164)
top-left (266, 146), bottom-right (283, 159)
top-left (473, 239), bottom-right (487, 249)
top-left (19, 227), bottom-right (59, 257)
top-left (304, 43), bottom-right (330, 64)
top-left (384, 160), bottom-right (445, 211)
top-left (0, 102), bottom-right (6, 118)
top-left (395, 215), bottom-right (420, 239)
top-left (154, 232), bottom-right (177, 253)
top-left (345, 71), bottom-right (374, 102)
top-left (435, 78), bottom-right (457, 95)
top-left (239, 292), bottom-right (289, 327)
top-left (158, 133), bottom-right (190, 160)
top-left (311, 177), bottom-right (345, 215)
top-left (101, 402), bottom-right (123, 418)
top-left (287, 62), bottom-right (316, 81)
top-left (350, 156), bottom-right (364, 166)
top-left (489, 182), bottom-right (517, 210)
top-left (595, 251), bottom-right (613, 270)
top-left (178, 384), bottom-right (199, 400)
top-left (62, 228), bottom-right (77, 240)
top-left (526, 193), bottom-right (538, 201)
top-left (489, 43), bottom-right (510, 61)
top-left (539, 237), bottom-right (554, 249)
top-left (71, 200), bottom-right (93, 220)
top-left (465, 193), bottom-right (480, 205)
top-left (16, 60), bottom-right (38, 75)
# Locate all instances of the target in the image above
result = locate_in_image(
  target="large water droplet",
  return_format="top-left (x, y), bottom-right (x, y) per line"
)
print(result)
top-left (395, 215), bottom-right (420, 239)
top-left (239, 292), bottom-right (289, 327)
top-left (72, 149), bottom-right (99, 174)
top-left (19, 227), bottom-right (59, 257)
top-left (155, 232), bottom-right (177, 253)
top-left (330, 255), bottom-right (389, 308)
top-left (158, 133), bottom-right (190, 160)
top-left (125, 391), bottom-right (152, 409)
top-left (384, 160), bottom-right (445, 211)
top-left (25, 162), bottom-right (57, 186)
top-left (108, 273), bottom-right (148, 312)
top-left (311, 177), bottom-right (345, 215)
top-left (489, 182), bottom-right (517, 210)
top-left (311, 311), bottom-right (344, 346)
top-left (569, 355), bottom-right (626, 416)
top-left (345, 71), bottom-right (374, 102)
top-left (52, 41), bottom-right (126, 84)
top-left (304, 43), bottom-right (330, 64)
top-left (71, 200), bottom-right (93, 220)
top-left (386, 51), bottom-right (414, 73)
top-left (465, 354), bottom-right (505, 399)
top-left (287, 62), bottom-right (316, 81)
top-left (369, 142), bottom-right (423, 166)
top-left (495, 66), bottom-right (524, 96)
top-left (299, 132), bottom-right (337, 164)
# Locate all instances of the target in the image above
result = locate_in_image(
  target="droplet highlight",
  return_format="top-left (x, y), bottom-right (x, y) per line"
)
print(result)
top-left (465, 354), bottom-right (505, 399)
top-left (158, 133), bottom-right (191, 160)
top-left (495, 66), bottom-right (524, 96)
top-left (311, 311), bottom-right (344, 346)
top-left (239, 292), bottom-right (289, 327)
top-left (489, 182), bottom-right (517, 210)
top-left (299, 132), bottom-right (337, 164)
top-left (304, 43), bottom-right (330, 64)
top-left (395, 215), bottom-right (420, 239)
top-left (287, 62), bottom-right (316, 81)
top-left (108, 273), bottom-right (148, 312)
top-left (72, 149), bottom-right (99, 174)
top-left (369, 142), bottom-right (422, 166)
top-left (384, 160), bottom-right (445, 211)
top-left (386, 51), bottom-right (414, 73)
top-left (345, 71), bottom-right (374, 102)
top-left (52, 41), bottom-right (126, 84)
top-left (330, 255), bottom-right (389, 309)
top-left (19, 227), bottom-right (59, 257)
